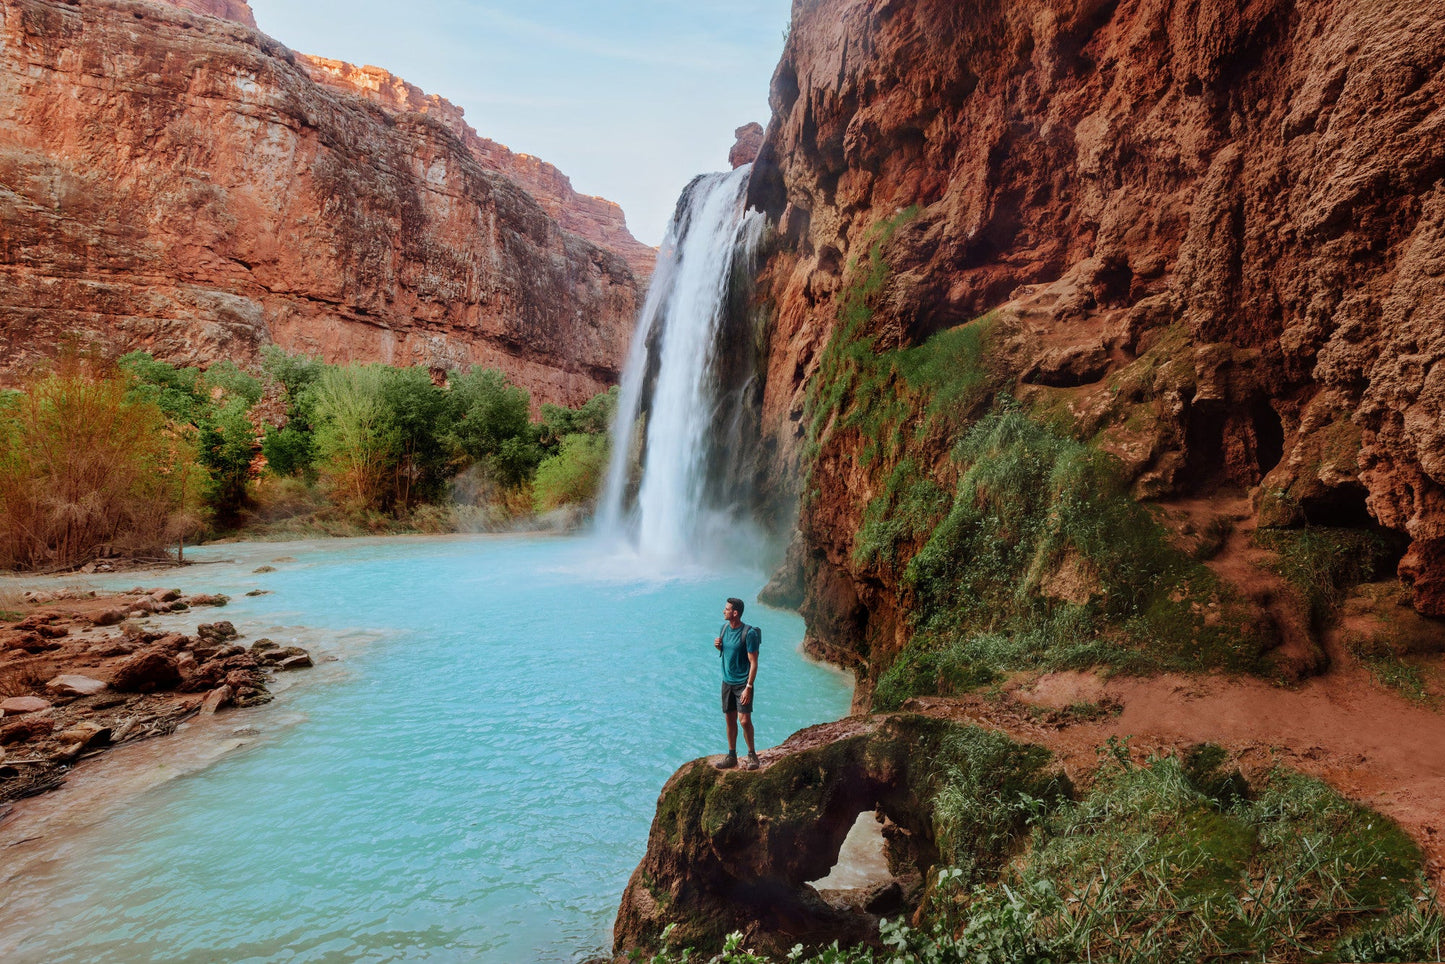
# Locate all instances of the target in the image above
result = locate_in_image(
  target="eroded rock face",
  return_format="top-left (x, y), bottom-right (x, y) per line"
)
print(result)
top-left (729, 122), bottom-right (765, 170)
top-left (0, 0), bottom-right (644, 408)
top-left (299, 55), bottom-right (657, 280)
top-left (150, 0), bottom-right (255, 27)
top-left (614, 715), bottom-right (960, 958)
top-left (745, 0), bottom-right (1445, 672)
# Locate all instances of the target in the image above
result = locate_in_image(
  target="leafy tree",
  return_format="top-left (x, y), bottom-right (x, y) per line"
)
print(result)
top-left (118, 352), bottom-right (260, 524)
top-left (259, 346), bottom-right (325, 479)
top-left (539, 386), bottom-right (617, 447)
top-left (118, 351), bottom-right (207, 424)
top-left (260, 345), bottom-right (324, 419)
top-left (447, 367), bottom-right (540, 489)
top-left (379, 366), bottom-right (452, 508)
top-left (202, 359), bottom-right (262, 407)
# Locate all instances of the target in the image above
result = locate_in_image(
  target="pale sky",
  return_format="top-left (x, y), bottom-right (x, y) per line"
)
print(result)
top-left (246, 0), bottom-right (793, 246)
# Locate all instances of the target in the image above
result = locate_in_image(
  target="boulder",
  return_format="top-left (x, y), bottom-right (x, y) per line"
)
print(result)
top-left (110, 651), bottom-right (183, 693)
top-left (150, 588), bottom-right (182, 603)
top-left (200, 685), bottom-right (233, 716)
top-left (91, 609), bottom-right (127, 627)
top-left (250, 639), bottom-right (279, 654)
top-left (153, 633), bottom-right (192, 652)
top-left (1, 696), bottom-right (52, 714)
top-left (252, 565), bottom-right (276, 573)
top-left (179, 663), bottom-right (225, 693)
top-left (196, 621), bottom-right (239, 644)
top-left (244, 590), bottom-right (272, 597)
top-left (257, 645), bottom-right (307, 664)
top-left (186, 594), bottom-right (230, 608)
top-left (90, 639), bottom-right (137, 658)
top-left (55, 721), bottom-right (109, 748)
top-left (1, 716), bottom-right (54, 745)
top-left (277, 654), bottom-right (314, 671)
top-left (12, 633), bottom-right (61, 654)
top-left (613, 715), bottom-right (1066, 959)
top-left (15, 611), bottom-right (60, 630)
top-left (45, 675), bottom-right (108, 697)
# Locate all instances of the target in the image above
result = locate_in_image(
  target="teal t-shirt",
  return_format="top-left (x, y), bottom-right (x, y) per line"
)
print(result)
top-left (718, 622), bottom-right (761, 686)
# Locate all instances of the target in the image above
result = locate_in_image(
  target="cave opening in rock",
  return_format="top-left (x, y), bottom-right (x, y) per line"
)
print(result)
top-left (807, 810), bottom-right (892, 892)
top-left (1252, 399), bottom-right (1285, 475)
top-left (1184, 398), bottom-right (1284, 491)
top-left (1299, 482), bottom-right (1410, 574)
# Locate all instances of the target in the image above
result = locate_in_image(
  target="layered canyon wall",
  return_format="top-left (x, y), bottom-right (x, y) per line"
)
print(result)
top-left (0, 0), bottom-right (649, 407)
top-left (745, 0), bottom-right (1445, 682)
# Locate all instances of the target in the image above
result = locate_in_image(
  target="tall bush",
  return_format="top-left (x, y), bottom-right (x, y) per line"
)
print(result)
top-left (310, 364), bottom-right (397, 510)
top-left (533, 433), bottom-right (609, 512)
top-left (0, 368), bottom-right (200, 569)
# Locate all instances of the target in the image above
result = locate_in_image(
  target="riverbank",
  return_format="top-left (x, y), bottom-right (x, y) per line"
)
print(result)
top-left (0, 583), bottom-right (316, 812)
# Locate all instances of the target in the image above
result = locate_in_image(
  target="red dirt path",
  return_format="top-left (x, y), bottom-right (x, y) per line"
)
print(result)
top-left (909, 658), bottom-right (1445, 889)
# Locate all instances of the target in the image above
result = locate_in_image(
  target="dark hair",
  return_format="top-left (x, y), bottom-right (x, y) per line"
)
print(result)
top-left (726, 597), bottom-right (745, 616)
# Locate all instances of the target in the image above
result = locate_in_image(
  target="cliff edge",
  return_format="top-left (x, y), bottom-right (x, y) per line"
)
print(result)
top-left (0, 0), bottom-right (647, 407)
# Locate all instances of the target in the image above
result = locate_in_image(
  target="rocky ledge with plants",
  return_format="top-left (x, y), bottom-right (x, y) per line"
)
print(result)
top-left (608, 0), bottom-right (1445, 957)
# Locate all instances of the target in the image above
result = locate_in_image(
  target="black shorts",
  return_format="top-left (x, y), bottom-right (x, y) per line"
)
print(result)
top-left (721, 681), bottom-right (754, 714)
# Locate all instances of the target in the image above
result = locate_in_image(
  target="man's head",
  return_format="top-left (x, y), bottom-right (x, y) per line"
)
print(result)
top-left (724, 597), bottom-right (745, 620)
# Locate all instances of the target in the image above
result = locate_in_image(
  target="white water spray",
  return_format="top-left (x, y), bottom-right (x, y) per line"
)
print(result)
top-left (597, 165), bottom-right (763, 560)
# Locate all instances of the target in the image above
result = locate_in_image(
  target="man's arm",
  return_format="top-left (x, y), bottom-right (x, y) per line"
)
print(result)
top-left (745, 651), bottom-right (758, 690)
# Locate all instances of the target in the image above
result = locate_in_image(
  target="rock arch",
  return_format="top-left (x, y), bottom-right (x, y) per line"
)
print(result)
top-left (612, 715), bottom-right (965, 959)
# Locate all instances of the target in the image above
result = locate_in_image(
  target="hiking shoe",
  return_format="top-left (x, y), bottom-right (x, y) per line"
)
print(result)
top-left (742, 752), bottom-right (760, 771)
top-left (714, 752), bottom-right (737, 770)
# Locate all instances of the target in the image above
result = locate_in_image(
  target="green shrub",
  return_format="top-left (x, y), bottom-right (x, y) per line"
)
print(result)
top-left (533, 433), bottom-right (609, 512)
top-left (1255, 526), bottom-right (1397, 627)
top-left (928, 727), bottom-right (1065, 885)
top-left (310, 363), bottom-right (397, 510)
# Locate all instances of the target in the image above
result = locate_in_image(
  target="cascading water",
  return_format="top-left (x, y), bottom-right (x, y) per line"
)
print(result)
top-left (597, 165), bottom-right (764, 560)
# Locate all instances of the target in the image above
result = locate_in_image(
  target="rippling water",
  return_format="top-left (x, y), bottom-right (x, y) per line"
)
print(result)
top-left (0, 535), bottom-right (852, 963)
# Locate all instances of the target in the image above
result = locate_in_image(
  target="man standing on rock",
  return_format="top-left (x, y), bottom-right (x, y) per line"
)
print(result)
top-left (714, 596), bottom-right (761, 770)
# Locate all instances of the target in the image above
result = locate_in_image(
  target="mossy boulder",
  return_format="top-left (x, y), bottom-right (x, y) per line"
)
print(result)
top-left (613, 715), bottom-right (1026, 959)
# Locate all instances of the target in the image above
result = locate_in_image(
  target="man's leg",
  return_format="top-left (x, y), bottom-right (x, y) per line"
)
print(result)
top-left (725, 710), bottom-right (738, 753)
top-left (739, 712), bottom-right (755, 755)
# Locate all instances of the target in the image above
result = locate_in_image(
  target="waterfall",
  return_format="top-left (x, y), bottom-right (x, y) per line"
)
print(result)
top-left (597, 165), bottom-right (764, 561)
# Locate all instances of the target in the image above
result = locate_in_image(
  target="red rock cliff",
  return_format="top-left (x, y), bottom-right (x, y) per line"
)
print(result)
top-left (747, 0), bottom-right (1445, 665)
top-left (299, 55), bottom-right (656, 280)
top-left (152, 0), bottom-right (254, 28)
top-left (0, 0), bottom-right (644, 407)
